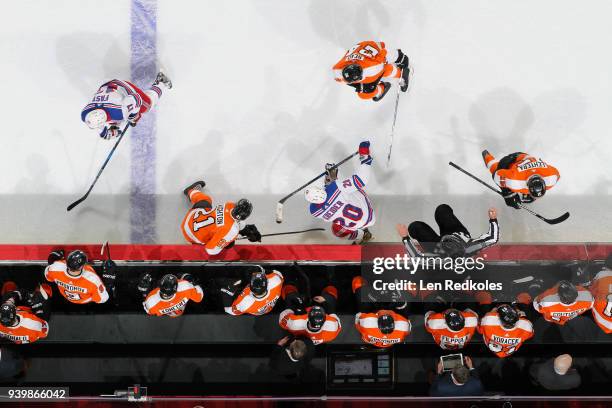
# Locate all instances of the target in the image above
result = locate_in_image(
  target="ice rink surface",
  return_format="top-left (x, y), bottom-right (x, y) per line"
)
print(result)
top-left (1, 0), bottom-right (611, 244)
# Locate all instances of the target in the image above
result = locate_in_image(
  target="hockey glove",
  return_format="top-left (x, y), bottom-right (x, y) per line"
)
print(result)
top-left (501, 188), bottom-right (521, 209)
top-left (180, 273), bottom-right (200, 287)
top-left (358, 141), bottom-right (371, 157)
top-left (101, 260), bottom-right (117, 296)
top-left (25, 287), bottom-right (50, 320)
top-left (128, 112), bottom-right (141, 127)
top-left (100, 124), bottom-right (121, 140)
top-left (324, 163), bottom-right (338, 186)
top-left (394, 49), bottom-right (409, 69)
top-left (239, 224), bottom-right (262, 242)
top-left (47, 249), bottom-right (65, 265)
top-left (137, 272), bottom-right (154, 298)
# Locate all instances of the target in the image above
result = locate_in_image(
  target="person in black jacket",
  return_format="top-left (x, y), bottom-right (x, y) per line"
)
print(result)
top-left (269, 335), bottom-right (315, 379)
top-left (529, 354), bottom-right (581, 391)
top-left (0, 347), bottom-right (25, 380)
top-left (430, 356), bottom-right (484, 397)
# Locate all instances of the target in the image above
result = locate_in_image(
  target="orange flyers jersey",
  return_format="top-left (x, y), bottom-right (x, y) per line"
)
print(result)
top-left (279, 307), bottom-right (341, 345)
top-left (355, 311), bottom-right (410, 348)
top-left (333, 41), bottom-right (388, 84)
top-left (425, 309), bottom-right (479, 350)
top-left (226, 271), bottom-right (284, 316)
top-left (181, 202), bottom-right (242, 256)
top-left (0, 307), bottom-right (48, 344)
top-left (533, 285), bottom-right (593, 325)
top-left (45, 260), bottom-right (109, 304)
top-left (589, 269), bottom-right (612, 333)
top-left (493, 154), bottom-right (560, 194)
top-left (143, 279), bottom-right (204, 317)
top-left (479, 311), bottom-right (533, 358)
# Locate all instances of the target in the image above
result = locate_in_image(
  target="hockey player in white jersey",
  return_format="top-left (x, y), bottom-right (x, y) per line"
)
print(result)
top-left (304, 141), bottom-right (375, 244)
top-left (81, 72), bottom-right (172, 139)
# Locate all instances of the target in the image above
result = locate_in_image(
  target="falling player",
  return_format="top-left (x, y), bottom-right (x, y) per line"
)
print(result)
top-left (81, 72), bottom-right (172, 139)
top-left (181, 180), bottom-right (261, 256)
top-left (333, 41), bottom-right (411, 102)
top-left (304, 141), bottom-right (375, 244)
top-left (482, 150), bottom-right (560, 209)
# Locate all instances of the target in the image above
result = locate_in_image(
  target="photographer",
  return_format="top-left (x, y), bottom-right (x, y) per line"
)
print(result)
top-left (430, 355), bottom-right (484, 397)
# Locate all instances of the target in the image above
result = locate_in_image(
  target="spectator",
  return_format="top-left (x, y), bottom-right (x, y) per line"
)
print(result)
top-left (0, 347), bottom-right (25, 380)
top-left (269, 335), bottom-right (314, 379)
top-left (529, 354), bottom-right (581, 391)
top-left (430, 356), bottom-right (484, 396)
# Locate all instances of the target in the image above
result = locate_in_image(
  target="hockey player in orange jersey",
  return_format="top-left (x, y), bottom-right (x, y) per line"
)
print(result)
top-left (45, 250), bottom-right (109, 304)
top-left (221, 267), bottom-right (284, 316)
top-left (142, 274), bottom-right (204, 318)
top-left (479, 304), bottom-right (534, 358)
top-left (351, 276), bottom-right (410, 348)
top-left (333, 41), bottom-right (411, 101)
top-left (533, 280), bottom-right (593, 325)
top-left (181, 181), bottom-right (261, 256)
top-left (279, 281), bottom-right (341, 346)
top-left (0, 282), bottom-right (51, 344)
top-left (425, 308), bottom-right (479, 350)
top-left (589, 257), bottom-right (612, 333)
top-left (482, 150), bottom-right (560, 209)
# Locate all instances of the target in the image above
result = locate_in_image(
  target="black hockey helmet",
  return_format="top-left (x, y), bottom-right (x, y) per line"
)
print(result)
top-left (497, 304), bottom-right (519, 329)
top-left (307, 305), bottom-right (326, 331)
top-left (558, 280), bottom-right (578, 305)
top-left (378, 313), bottom-right (395, 335)
top-left (250, 269), bottom-right (268, 298)
top-left (440, 235), bottom-right (466, 258)
top-left (231, 199), bottom-right (253, 221)
top-left (606, 252), bottom-right (612, 270)
top-left (0, 303), bottom-right (16, 327)
top-left (342, 64), bottom-right (363, 83)
top-left (67, 250), bottom-right (87, 272)
top-left (159, 274), bottom-right (178, 299)
top-left (527, 174), bottom-right (546, 198)
top-left (444, 309), bottom-right (465, 332)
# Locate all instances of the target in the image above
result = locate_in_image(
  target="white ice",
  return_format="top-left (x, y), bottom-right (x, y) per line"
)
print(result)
top-left (1, 0), bottom-right (611, 244)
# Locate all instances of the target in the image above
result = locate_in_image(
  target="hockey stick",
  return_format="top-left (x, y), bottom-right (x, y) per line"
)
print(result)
top-left (237, 227), bottom-right (325, 241)
top-left (449, 161), bottom-right (570, 225)
top-left (275, 151), bottom-right (359, 223)
top-left (100, 241), bottom-right (111, 260)
top-left (386, 86), bottom-right (401, 167)
top-left (67, 122), bottom-right (131, 211)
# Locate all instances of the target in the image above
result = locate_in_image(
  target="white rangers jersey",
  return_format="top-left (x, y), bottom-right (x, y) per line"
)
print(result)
top-left (309, 156), bottom-right (375, 231)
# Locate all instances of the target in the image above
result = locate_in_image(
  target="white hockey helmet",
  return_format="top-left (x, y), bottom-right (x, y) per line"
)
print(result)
top-left (84, 109), bottom-right (108, 129)
top-left (304, 186), bottom-right (327, 204)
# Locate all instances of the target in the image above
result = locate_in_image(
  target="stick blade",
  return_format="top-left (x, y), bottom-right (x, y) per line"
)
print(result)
top-left (543, 212), bottom-right (570, 225)
top-left (275, 202), bottom-right (284, 223)
top-left (67, 196), bottom-right (86, 211)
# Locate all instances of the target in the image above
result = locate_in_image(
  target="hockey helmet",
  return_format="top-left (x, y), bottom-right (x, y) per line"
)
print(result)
top-left (231, 199), bottom-right (253, 221)
top-left (85, 109), bottom-right (108, 129)
top-left (307, 305), bottom-right (326, 331)
top-left (497, 304), bottom-right (519, 329)
top-left (558, 280), bottom-right (578, 305)
top-left (444, 309), bottom-right (465, 332)
top-left (67, 250), bottom-right (87, 273)
top-left (304, 186), bottom-right (327, 204)
top-left (159, 274), bottom-right (178, 299)
top-left (440, 235), bottom-right (466, 258)
top-left (250, 269), bottom-right (268, 298)
top-left (342, 64), bottom-right (363, 83)
top-left (0, 303), bottom-right (16, 327)
top-left (378, 312), bottom-right (395, 335)
top-left (527, 174), bottom-right (546, 198)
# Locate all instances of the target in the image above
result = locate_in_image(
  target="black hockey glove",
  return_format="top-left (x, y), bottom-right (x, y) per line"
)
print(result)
top-left (25, 288), bottom-right (50, 320)
top-left (239, 224), bottom-right (262, 242)
top-left (180, 273), bottom-right (200, 287)
top-left (394, 49), bottom-right (409, 69)
top-left (101, 260), bottom-right (117, 296)
top-left (501, 188), bottom-right (521, 209)
top-left (220, 279), bottom-right (243, 307)
top-left (47, 249), bottom-right (65, 265)
top-left (137, 272), bottom-right (154, 299)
